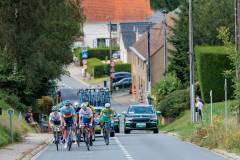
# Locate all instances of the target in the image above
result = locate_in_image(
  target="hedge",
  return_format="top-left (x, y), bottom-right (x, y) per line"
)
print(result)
top-left (90, 63), bottom-right (131, 78)
top-left (86, 58), bottom-right (103, 76)
top-left (75, 48), bottom-right (119, 61)
top-left (157, 89), bottom-right (189, 118)
top-left (196, 46), bottom-right (234, 103)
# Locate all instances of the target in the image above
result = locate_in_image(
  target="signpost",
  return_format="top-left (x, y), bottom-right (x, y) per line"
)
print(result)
top-left (82, 48), bottom-right (88, 76)
top-left (8, 107), bottom-right (14, 143)
top-left (0, 107), bottom-right (2, 126)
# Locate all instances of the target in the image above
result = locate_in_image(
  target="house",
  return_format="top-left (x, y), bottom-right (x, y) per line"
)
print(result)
top-left (128, 12), bottom-right (176, 102)
top-left (80, 0), bottom-right (153, 58)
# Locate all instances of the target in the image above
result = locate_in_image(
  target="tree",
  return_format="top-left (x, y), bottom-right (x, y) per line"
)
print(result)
top-left (150, 0), bottom-right (183, 11)
top-left (0, 0), bottom-right (83, 105)
top-left (168, 0), bottom-right (235, 84)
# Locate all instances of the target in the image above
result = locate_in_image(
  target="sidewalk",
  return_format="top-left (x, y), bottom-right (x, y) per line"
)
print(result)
top-left (66, 63), bottom-right (90, 87)
top-left (0, 133), bottom-right (51, 160)
top-left (112, 92), bottom-right (137, 106)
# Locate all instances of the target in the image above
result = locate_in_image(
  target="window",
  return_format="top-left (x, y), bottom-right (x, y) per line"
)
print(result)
top-left (97, 38), bottom-right (106, 48)
top-left (111, 24), bottom-right (118, 32)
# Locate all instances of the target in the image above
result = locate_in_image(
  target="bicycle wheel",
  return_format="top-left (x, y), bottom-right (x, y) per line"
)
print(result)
top-left (76, 128), bottom-right (81, 148)
top-left (85, 130), bottom-right (90, 151)
top-left (105, 128), bottom-right (109, 145)
top-left (54, 132), bottom-right (59, 151)
top-left (68, 131), bottom-right (72, 151)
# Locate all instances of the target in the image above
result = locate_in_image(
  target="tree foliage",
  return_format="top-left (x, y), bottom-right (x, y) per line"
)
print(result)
top-left (150, 0), bottom-right (183, 11)
top-left (169, 0), bottom-right (234, 84)
top-left (0, 0), bottom-right (83, 105)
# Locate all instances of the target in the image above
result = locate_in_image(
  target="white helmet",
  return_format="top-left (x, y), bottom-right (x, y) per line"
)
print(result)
top-left (81, 103), bottom-right (87, 110)
top-left (105, 103), bottom-right (111, 108)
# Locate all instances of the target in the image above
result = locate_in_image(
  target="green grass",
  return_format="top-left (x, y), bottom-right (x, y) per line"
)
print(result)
top-left (0, 99), bottom-right (35, 147)
top-left (161, 110), bottom-right (195, 140)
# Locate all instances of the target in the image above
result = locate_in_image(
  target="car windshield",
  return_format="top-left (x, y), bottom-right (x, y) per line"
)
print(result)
top-left (128, 106), bottom-right (154, 114)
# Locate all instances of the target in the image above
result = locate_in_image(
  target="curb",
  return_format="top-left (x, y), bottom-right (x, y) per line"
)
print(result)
top-left (19, 138), bottom-right (51, 160)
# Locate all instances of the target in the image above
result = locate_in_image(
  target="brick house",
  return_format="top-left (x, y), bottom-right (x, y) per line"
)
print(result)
top-left (128, 12), bottom-right (176, 102)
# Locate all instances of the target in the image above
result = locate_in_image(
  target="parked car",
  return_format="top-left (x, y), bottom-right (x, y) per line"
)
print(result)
top-left (112, 51), bottom-right (120, 59)
top-left (123, 105), bottom-right (160, 134)
top-left (112, 72), bottom-right (131, 83)
top-left (113, 78), bottom-right (132, 89)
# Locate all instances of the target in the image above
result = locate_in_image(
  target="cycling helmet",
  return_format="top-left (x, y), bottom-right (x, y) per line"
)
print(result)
top-left (81, 103), bottom-right (87, 110)
top-left (65, 100), bottom-right (72, 106)
top-left (52, 106), bottom-right (58, 111)
top-left (105, 103), bottom-right (111, 108)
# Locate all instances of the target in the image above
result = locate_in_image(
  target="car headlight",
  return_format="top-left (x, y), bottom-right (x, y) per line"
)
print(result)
top-left (150, 117), bottom-right (158, 122)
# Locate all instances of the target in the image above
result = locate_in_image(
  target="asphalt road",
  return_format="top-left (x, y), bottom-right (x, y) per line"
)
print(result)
top-left (33, 75), bottom-right (227, 160)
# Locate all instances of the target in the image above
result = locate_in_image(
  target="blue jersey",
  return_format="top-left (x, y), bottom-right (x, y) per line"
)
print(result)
top-left (60, 106), bottom-right (75, 118)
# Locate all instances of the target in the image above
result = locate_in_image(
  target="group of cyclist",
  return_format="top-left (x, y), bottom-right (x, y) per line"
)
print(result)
top-left (48, 100), bottom-right (115, 149)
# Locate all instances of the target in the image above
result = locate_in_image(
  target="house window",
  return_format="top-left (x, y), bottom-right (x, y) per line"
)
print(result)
top-left (97, 38), bottom-right (106, 48)
top-left (111, 24), bottom-right (118, 32)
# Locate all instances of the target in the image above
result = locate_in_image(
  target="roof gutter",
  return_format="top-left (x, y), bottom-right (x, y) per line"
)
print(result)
top-left (129, 47), bottom-right (146, 62)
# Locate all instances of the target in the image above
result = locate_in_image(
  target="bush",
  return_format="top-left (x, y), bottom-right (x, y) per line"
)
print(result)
top-left (88, 62), bottom-right (131, 78)
top-left (115, 64), bottom-right (131, 73)
top-left (153, 73), bottom-right (181, 105)
top-left (86, 58), bottom-right (103, 76)
top-left (157, 89), bottom-right (189, 118)
top-left (37, 96), bottom-right (53, 115)
top-left (75, 48), bottom-right (119, 61)
top-left (196, 46), bottom-right (234, 103)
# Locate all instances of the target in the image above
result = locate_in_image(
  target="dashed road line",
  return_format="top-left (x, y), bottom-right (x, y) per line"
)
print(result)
top-left (114, 137), bottom-right (135, 160)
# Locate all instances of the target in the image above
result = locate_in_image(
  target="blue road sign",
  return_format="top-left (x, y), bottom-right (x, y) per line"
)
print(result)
top-left (82, 49), bottom-right (88, 59)
top-left (8, 108), bottom-right (14, 117)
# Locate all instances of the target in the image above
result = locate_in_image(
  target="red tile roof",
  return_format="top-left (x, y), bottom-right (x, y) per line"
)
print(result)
top-left (80, 0), bottom-right (154, 23)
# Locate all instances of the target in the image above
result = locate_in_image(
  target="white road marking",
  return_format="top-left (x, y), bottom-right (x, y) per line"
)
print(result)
top-left (31, 146), bottom-right (49, 160)
top-left (114, 137), bottom-right (135, 160)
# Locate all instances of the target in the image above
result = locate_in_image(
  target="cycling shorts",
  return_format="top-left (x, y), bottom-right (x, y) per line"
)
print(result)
top-left (64, 117), bottom-right (74, 130)
top-left (82, 117), bottom-right (92, 128)
top-left (100, 115), bottom-right (111, 123)
top-left (52, 120), bottom-right (61, 126)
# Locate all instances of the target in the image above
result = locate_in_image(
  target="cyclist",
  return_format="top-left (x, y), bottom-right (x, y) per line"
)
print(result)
top-left (100, 103), bottom-right (115, 128)
top-left (79, 103), bottom-right (93, 145)
top-left (49, 106), bottom-right (62, 142)
top-left (60, 100), bottom-right (76, 149)
top-left (86, 101), bottom-right (96, 142)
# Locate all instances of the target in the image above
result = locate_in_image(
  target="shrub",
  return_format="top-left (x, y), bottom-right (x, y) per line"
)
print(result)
top-left (157, 89), bottom-right (189, 118)
top-left (75, 48), bottom-right (119, 61)
top-left (37, 96), bottom-right (53, 115)
top-left (86, 58), bottom-right (103, 76)
top-left (90, 63), bottom-right (131, 78)
top-left (153, 73), bottom-right (181, 105)
top-left (196, 46), bottom-right (234, 103)
top-left (115, 64), bottom-right (131, 73)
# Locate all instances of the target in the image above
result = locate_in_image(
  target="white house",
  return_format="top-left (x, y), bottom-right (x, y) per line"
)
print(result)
top-left (81, 0), bottom-right (154, 62)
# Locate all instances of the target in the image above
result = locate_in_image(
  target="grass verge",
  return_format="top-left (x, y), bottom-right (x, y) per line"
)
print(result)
top-left (0, 99), bottom-right (35, 147)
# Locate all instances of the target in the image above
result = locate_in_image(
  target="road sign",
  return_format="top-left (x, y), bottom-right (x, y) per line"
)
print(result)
top-left (82, 49), bottom-right (88, 59)
top-left (8, 108), bottom-right (14, 116)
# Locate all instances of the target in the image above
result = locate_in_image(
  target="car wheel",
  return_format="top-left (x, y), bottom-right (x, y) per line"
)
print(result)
top-left (153, 129), bottom-right (159, 134)
top-left (124, 129), bottom-right (130, 134)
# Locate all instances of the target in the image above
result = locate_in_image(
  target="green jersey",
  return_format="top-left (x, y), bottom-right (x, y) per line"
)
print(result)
top-left (100, 108), bottom-right (115, 122)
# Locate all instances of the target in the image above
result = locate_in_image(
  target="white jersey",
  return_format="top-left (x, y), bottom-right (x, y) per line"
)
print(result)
top-left (49, 112), bottom-right (61, 122)
top-left (196, 101), bottom-right (204, 111)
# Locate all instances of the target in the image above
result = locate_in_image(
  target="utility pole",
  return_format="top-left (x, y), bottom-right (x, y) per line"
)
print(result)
top-left (189, 0), bottom-right (195, 123)
top-left (109, 20), bottom-right (113, 93)
top-left (163, 11), bottom-right (168, 75)
top-left (147, 26), bottom-right (151, 94)
top-left (235, 0), bottom-right (240, 79)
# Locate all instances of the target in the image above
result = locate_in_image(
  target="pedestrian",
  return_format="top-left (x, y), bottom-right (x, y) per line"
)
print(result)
top-left (195, 96), bottom-right (204, 122)
top-left (25, 107), bottom-right (33, 124)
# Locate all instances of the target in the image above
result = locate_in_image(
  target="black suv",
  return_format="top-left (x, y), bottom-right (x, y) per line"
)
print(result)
top-left (123, 105), bottom-right (159, 134)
